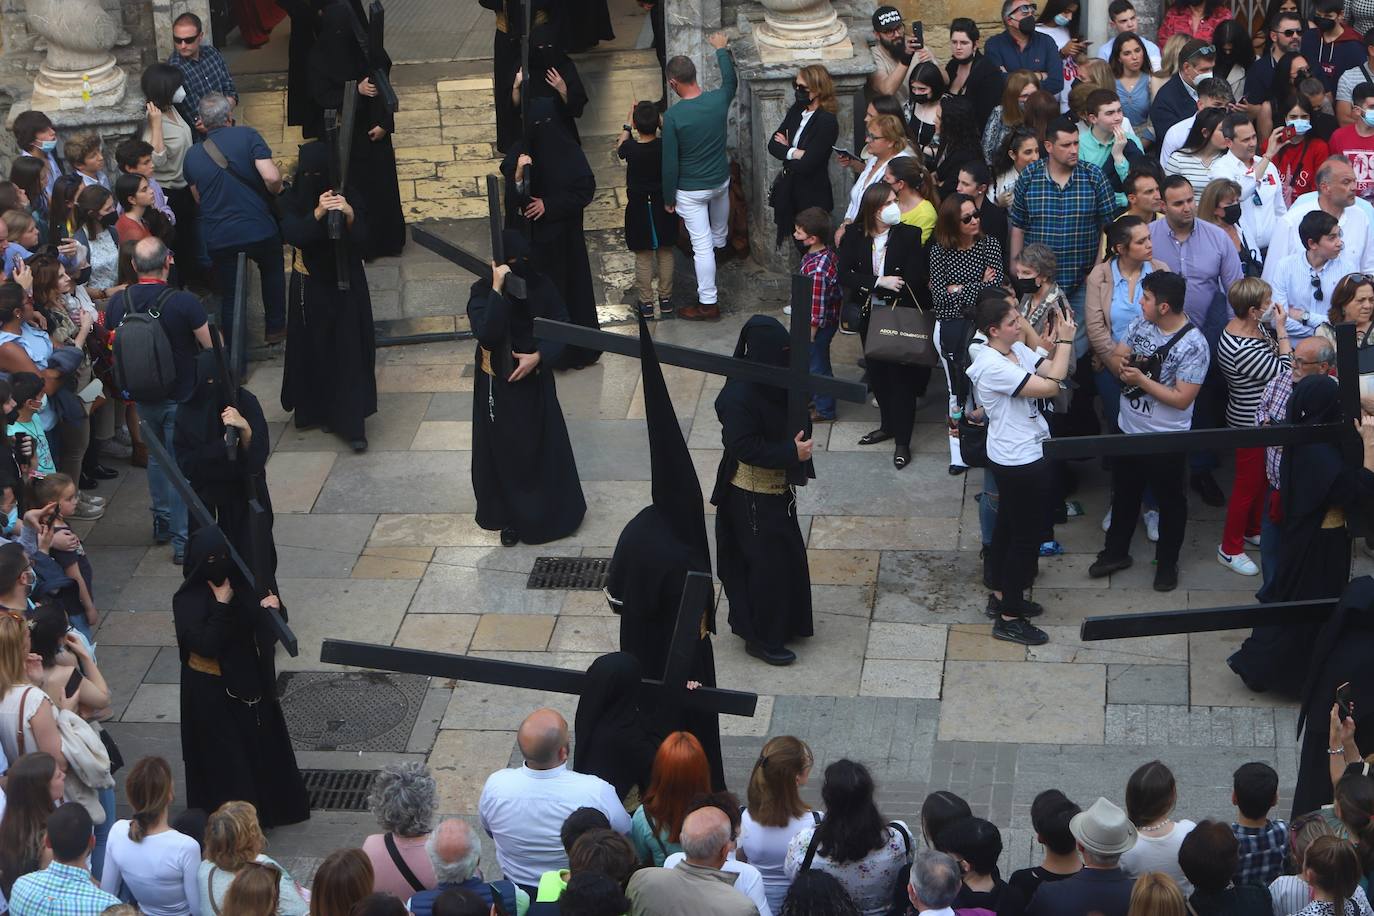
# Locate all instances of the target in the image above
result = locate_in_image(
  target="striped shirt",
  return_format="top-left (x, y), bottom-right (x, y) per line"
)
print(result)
top-left (1165, 150), bottom-right (1224, 203)
top-left (1011, 159), bottom-right (1115, 293)
top-left (1218, 331), bottom-right (1291, 428)
top-left (1255, 368), bottom-right (1295, 489)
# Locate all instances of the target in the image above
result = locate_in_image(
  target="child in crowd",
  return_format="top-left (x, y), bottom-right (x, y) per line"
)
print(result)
top-left (7, 371), bottom-right (54, 478)
top-left (2, 209), bottom-right (40, 276)
top-left (793, 206), bottom-right (841, 422)
top-left (27, 472), bottom-right (100, 630)
top-left (1231, 762), bottom-right (1288, 887)
top-left (114, 138), bottom-right (175, 224)
top-left (618, 100), bottom-right (677, 320)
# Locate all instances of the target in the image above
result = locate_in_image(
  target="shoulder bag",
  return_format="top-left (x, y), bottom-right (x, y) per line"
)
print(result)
top-left (1120, 321), bottom-right (1195, 400)
top-left (201, 137), bottom-right (284, 223)
top-left (863, 285), bottom-right (938, 367)
top-left (383, 832), bottom-right (427, 894)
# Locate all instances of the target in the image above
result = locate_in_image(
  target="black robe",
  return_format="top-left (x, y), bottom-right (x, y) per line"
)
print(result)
top-left (479, 0), bottom-right (560, 153)
top-left (278, 0), bottom-right (322, 134)
top-left (467, 263), bottom-right (585, 543)
top-left (560, 0), bottom-right (613, 51)
top-left (308, 0), bottom-right (406, 259)
top-left (174, 527), bottom-right (308, 828)
top-left (501, 110), bottom-right (598, 369)
top-left (1293, 576), bottom-right (1374, 818)
top-left (572, 652), bottom-right (662, 799)
top-left (711, 316), bottom-right (814, 651)
top-left (279, 141), bottom-right (378, 443)
top-left (519, 39), bottom-right (589, 147)
top-left (173, 351), bottom-right (276, 579)
top-left (1230, 375), bottom-right (1366, 696)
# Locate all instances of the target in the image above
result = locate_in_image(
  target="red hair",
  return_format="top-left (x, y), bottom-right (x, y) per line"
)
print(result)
top-left (641, 731), bottom-right (711, 844)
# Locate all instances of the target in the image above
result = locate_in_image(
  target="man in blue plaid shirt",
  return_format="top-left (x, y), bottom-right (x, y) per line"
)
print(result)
top-left (168, 12), bottom-right (238, 132)
top-left (1231, 762), bottom-right (1289, 886)
top-left (8, 806), bottom-right (121, 916)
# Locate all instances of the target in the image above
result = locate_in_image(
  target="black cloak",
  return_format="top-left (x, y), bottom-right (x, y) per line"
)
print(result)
top-left (560, 0), bottom-right (613, 51)
top-left (519, 25), bottom-right (590, 146)
top-left (605, 315), bottom-right (724, 789)
top-left (172, 350), bottom-right (275, 578)
top-left (501, 99), bottom-right (599, 369)
top-left (307, 0), bottom-right (406, 259)
top-left (1293, 576), bottom-right (1374, 817)
top-left (279, 140), bottom-right (378, 443)
top-left (1231, 375), bottom-right (1366, 695)
top-left (572, 652), bottom-right (662, 799)
top-left (479, 0), bottom-right (561, 153)
top-left (711, 317), bottom-right (815, 651)
top-left (467, 230), bottom-right (586, 543)
top-left (173, 526), bottom-right (309, 828)
top-left (277, 0), bottom-right (322, 131)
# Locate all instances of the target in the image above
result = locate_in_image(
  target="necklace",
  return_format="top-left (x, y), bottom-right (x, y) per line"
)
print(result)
top-left (1140, 817), bottom-right (1173, 832)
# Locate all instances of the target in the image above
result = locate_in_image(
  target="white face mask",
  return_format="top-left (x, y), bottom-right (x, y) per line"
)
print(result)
top-left (172, 86), bottom-right (187, 105)
top-left (879, 202), bottom-right (902, 226)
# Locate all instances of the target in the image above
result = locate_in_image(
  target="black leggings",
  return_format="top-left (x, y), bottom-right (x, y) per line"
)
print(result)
top-left (987, 457), bottom-right (1054, 608)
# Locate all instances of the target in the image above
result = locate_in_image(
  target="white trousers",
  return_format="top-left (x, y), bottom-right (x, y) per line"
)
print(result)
top-left (674, 178), bottom-right (731, 304)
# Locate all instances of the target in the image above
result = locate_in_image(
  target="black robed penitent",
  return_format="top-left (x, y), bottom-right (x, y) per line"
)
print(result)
top-left (174, 526), bottom-right (308, 827)
top-left (712, 316), bottom-right (814, 652)
top-left (279, 140), bottom-right (378, 442)
top-left (572, 652), bottom-right (662, 799)
top-left (467, 230), bottom-right (585, 543)
top-left (605, 315), bottom-right (725, 789)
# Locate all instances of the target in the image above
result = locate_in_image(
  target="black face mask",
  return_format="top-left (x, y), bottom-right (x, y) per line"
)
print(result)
top-left (507, 257), bottom-right (531, 279)
top-left (1317, 15), bottom-right (1341, 31)
top-left (203, 554), bottom-right (230, 587)
top-left (4, 407), bottom-right (18, 424)
top-left (99, 211), bottom-right (118, 229)
top-left (1222, 202), bottom-right (1243, 225)
top-left (795, 86), bottom-right (811, 105)
top-left (1011, 276), bottom-right (1040, 296)
top-left (909, 93), bottom-right (930, 104)
top-left (1017, 16), bottom-right (1038, 35)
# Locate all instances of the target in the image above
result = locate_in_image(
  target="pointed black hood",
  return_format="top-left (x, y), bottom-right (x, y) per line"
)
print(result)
top-left (639, 314), bottom-right (711, 571)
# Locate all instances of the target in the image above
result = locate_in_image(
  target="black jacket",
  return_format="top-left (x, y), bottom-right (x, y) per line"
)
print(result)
top-left (945, 52), bottom-right (1006, 124)
top-left (767, 103), bottom-right (839, 245)
top-left (837, 222), bottom-right (931, 311)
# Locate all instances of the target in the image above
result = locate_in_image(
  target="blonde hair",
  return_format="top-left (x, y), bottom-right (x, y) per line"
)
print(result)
top-left (205, 801), bottom-right (267, 871)
top-left (799, 65), bottom-right (838, 114)
top-left (1126, 872), bottom-right (1188, 916)
top-left (1228, 277), bottom-right (1272, 319)
top-left (1157, 34), bottom-right (1189, 80)
top-left (2, 209), bottom-right (34, 242)
top-left (0, 612), bottom-right (30, 696)
top-left (746, 736), bottom-right (813, 827)
top-left (868, 114), bottom-right (911, 155)
top-left (1077, 59), bottom-right (1115, 93)
top-left (221, 861), bottom-right (281, 916)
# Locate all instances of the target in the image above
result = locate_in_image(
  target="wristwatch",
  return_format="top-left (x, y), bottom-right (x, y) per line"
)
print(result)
top-left (622, 123), bottom-right (633, 134)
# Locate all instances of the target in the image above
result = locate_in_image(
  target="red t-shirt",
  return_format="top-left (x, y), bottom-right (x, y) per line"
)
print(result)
top-left (114, 214), bottom-right (150, 246)
top-left (1328, 125), bottom-right (1374, 199)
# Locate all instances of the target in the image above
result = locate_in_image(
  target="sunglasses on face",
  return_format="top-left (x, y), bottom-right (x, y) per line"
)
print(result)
top-left (1011, 4), bottom-right (1037, 15)
top-left (961, 213), bottom-right (981, 224)
top-left (173, 33), bottom-right (201, 44)
top-left (1277, 27), bottom-right (1302, 36)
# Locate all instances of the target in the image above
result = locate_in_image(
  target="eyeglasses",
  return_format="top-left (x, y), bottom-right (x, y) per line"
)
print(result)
top-left (1184, 44), bottom-right (1216, 63)
top-left (960, 213), bottom-right (981, 224)
top-left (1277, 27), bottom-right (1302, 36)
top-left (1010, 3), bottom-right (1037, 15)
top-left (173, 33), bottom-right (201, 44)
top-left (1311, 271), bottom-right (1324, 301)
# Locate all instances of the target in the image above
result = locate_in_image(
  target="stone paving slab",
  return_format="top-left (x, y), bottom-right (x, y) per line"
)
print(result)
top-left (939, 661), bottom-right (1107, 744)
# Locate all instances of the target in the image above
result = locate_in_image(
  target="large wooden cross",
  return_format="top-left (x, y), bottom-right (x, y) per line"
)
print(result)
top-left (1046, 322), bottom-right (1365, 642)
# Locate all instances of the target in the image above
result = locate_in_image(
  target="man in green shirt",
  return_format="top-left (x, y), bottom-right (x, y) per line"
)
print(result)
top-left (664, 31), bottom-right (736, 320)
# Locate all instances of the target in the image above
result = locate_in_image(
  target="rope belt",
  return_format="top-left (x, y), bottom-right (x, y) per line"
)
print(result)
top-left (480, 347), bottom-right (495, 377)
top-left (731, 461), bottom-right (788, 495)
top-left (188, 653), bottom-right (221, 676)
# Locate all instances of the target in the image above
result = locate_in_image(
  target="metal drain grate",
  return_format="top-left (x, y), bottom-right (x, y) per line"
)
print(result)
top-left (279, 671), bottom-right (429, 752)
top-left (301, 769), bottom-right (377, 812)
top-left (527, 556), bottom-right (611, 590)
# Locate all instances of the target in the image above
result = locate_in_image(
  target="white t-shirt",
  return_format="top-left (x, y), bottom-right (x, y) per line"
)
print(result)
top-left (739, 810), bottom-right (818, 912)
top-left (1116, 317), bottom-right (1211, 435)
top-left (965, 341), bottom-right (1049, 467)
top-left (99, 822), bottom-right (202, 916)
top-left (663, 851), bottom-right (773, 916)
top-left (1119, 819), bottom-right (1197, 896)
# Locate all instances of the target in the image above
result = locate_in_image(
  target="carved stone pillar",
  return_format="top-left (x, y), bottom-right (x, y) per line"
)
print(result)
top-left (754, 0), bottom-right (853, 62)
top-left (25, 0), bottom-right (126, 109)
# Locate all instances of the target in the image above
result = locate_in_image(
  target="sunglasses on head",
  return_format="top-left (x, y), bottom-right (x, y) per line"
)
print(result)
top-left (0, 609), bottom-right (33, 629)
top-left (1184, 44), bottom-right (1216, 63)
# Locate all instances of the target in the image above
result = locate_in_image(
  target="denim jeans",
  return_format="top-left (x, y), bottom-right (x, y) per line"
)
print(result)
top-left (138, 400), bottom-right (187, 555)
top-left (810, 324), bottom-right (837, 418)
top-left (92, 784), bottom-right (116, 880)
top-left (210, 235), bottom-right (286, 354)
top-left (1260, 487), bottom-right (1281, 593)
top-left (979, 470), bottom-right (999, 546)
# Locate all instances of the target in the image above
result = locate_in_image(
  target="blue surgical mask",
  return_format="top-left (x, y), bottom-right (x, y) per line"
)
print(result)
top-left (4, 506), bottom-right (16, 533)
top-left (1362, 109), bottom-right (1374, 128)
top-left (38, 139), bottom-right (56, 152)
top-left (1054, 13), bottom-right (1072, 25)
top-left (1288, 118), bottom-right (1312, 135)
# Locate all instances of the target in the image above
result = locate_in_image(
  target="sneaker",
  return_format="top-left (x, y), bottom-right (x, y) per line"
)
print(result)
top-left (1143, 509), bottom-right (1160, 543)
top-left (659, 298), bottom-right (674, 318)
top-left (1244, 533), bottom-right (1261, 547)
top-left (1088, 553), bottom-right (1133, 578)
top-left (1064, 500), bottom-right (1084, 518)
top-left (113, 427), bottom-right (132, 447)
top-left (79, 494), bottom-right (106, 509)
top-left (153, 518), bottom-right (170, 545)
top-left (870, 396), bottom-right (880, 408)
top-left (99, 439), bottom-right (133, 459)
top-left (1153, 563), bottom-right (1179, 591)
top-left (1216, 547), bottom-right (1259, 576)
top-left (1101, 507), bottom-right (1113, 532)
top-left (992, 615), bottom-right (1049, 646)
top-left (1039, 540), bottom-right (1064, 556)
top-left (782, 305), bottom-right (792, 316)
top-left (986, 593), bottom-right (1045, 619)
top-left (638, 301), bottom-right (655, 319)
top-left (68, 501), bottom-right (103, 521)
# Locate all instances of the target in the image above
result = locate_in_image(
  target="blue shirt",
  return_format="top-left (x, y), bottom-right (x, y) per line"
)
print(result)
top-left (1109, 258), bottom-right (1157, 342)
top-left (105, 281), bottom-right (209, 402)
top-left (984, 30), bottom-right (1065, 94)
top-left (9, 861), bottom-right (122, 916)
top-left (1148, 217), bottom-right (1244, 343)
top-left (183, 125), bottom-right (277, 249)
top-left (1011, 158), bottom-right (1116, 292)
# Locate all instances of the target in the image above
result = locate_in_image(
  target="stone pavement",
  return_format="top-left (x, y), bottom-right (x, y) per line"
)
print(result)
top-left (83, 0), bottom-right (1355, 887)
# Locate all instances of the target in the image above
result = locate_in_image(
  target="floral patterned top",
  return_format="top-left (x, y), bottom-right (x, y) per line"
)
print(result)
top-left (784, 821), bottom-right (914, 916)
top-left (1156, 3), bottom-right (1232, 42)
top-left (1295, 901), bottom-right (1362, 916)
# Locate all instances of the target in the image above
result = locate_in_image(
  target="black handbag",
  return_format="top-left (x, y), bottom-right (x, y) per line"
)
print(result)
top-left (97, 723), bottom-right (124, 775)
top-left (863, 289), bottom-right (938, 367)
top-left (957, 413), bottom-right (988, 468)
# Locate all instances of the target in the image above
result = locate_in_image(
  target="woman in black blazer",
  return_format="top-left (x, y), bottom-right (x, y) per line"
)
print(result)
top-left (838, 181), bottom-right (932, 469)
top-left (767, 64), bottom-right (840, 248)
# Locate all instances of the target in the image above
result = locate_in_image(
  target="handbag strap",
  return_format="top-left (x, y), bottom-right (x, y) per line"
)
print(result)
top-left (488, 883), bottom-right (510, 916)
top-left (383, 833), bottom-right (427, 894)
top-left (202, 138), bottom-right (277, 214)
top-left (15, 686), bottom-right (34, 755)
top-left (209, 867), bottom-right (223, 916)
top-left (800, 826), bottom-right (821, 872)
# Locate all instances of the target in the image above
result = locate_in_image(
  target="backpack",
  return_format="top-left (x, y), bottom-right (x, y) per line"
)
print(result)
top-left (112, 287), bottom-right (178, 402)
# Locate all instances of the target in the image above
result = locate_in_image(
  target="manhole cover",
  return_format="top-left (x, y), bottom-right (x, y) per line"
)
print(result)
top-left (301, 769), bottom-right (376, 811)
top-left (528, 557), bottom-right (610, 590)
top-left (278, 671), bottom-right (428, 752)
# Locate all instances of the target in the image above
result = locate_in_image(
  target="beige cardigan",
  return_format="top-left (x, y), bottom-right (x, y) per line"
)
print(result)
top-left (1084, 256), bottom-right (1172, 365)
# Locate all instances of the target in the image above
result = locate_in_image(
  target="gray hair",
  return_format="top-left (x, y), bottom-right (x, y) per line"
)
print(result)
top-left (679, 811), bottom-right (731, 861)
top-left (198, 92), bottom-right (233, 130)
top-left (427, 819), bottom-right (481, 884)
top-left (1000, 0), bottom-right (1019, 20)
top-left (1018, 243), bottom-right (1056, 281)
top-left (1082, 848), bottom-right (1123, 867)
top-left (910, 850), bottom-right (962, 909)
top-left (132, 237), bottom-right (170, 275)
top-left (1304, 336), bottom-right (1337, 365)
top-left (1317, 154), bottom-right (1353, 190)
top-left (368, 761), bottom-right (438, 837)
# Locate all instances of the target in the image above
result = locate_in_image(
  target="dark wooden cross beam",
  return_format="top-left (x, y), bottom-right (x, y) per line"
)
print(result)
top-left (140, 423), bottom-right (299, 656)
top-left (320, 571), bottom-right (758, 717)
top-left (410, 175), bottom-right (526, 298)
top-left (349, 0), bottom-right (398, 112)
top-left (322, 80), bottom-right (358, 291)
top-left (1055, 323), bottom-right (1365, 642)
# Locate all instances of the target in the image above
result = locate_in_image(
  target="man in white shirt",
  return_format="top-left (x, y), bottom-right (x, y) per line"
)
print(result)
top-left (1212, 112), bottom-right (1289, 251)
top-left (1335, 28), bottom-right (1374, 124)
top-left (1267, 210), bottom-right (1353, 338)
top-left (1160, 77), bottom-right (1234, 165)
top-left (1263, 156), bottom-right (1374, 281)
top-left (478, 707), bottom-right (632, 891)
top-left (907, 850), bottom-right (963, 915)
top-left (1095, 0), bottom-right (1163, 70)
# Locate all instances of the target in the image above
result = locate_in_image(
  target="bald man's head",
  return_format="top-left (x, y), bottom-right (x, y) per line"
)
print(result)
top-left (427, 818), bottom-right (480, 883)
top-left (131, 236), bottom-right (170, 276)
top-left (679, 807), bottom-right (732, 868)
top-left (1294, 335), bottom-right (1336, 379)
top-left (518, 707), bottom-right (569, 769)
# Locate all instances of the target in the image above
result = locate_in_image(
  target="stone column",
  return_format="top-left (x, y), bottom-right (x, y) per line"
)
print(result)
top-left (667, 0), bottom-right (725, 89)
top-left (754, 0), bottom-right (853, 63)
top-left (150, 0), bottom-right (218, 63)
top-left (25, 0), bottom-right (127, 110)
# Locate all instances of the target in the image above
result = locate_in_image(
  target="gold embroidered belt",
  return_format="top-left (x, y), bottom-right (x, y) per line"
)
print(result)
top-left (731, 461), bottom-right (788, 495)
top-left (188, 653), bottom-right (221, 676)
top-left (496, 10), bottom-right (550, 32)
top-left (1322, 506), bottom-right (1346, 529)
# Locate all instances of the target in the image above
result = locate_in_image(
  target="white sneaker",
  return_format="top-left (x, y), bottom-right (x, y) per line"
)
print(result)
top-left (1217, 547), bottom-right (1259, 576)
top-left (1244, 534), bottom-right (1261, 547)
top-left (1143, 510), bottom-right (1160, 543)
top-left (99, 439), bottom-right (132, 459)
top-left (782, 305), bottom-right (792, 316)
top-left (79, 494), bottom-right (106, 508)
top-left (1101, 507), bottom-right (1113, 532)
top-left (870, 396), bottom-right (880, 408)
top-left (112, 427), bottom-right (132, 447)
top-left (69, 501), bottom-right (104, 521)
